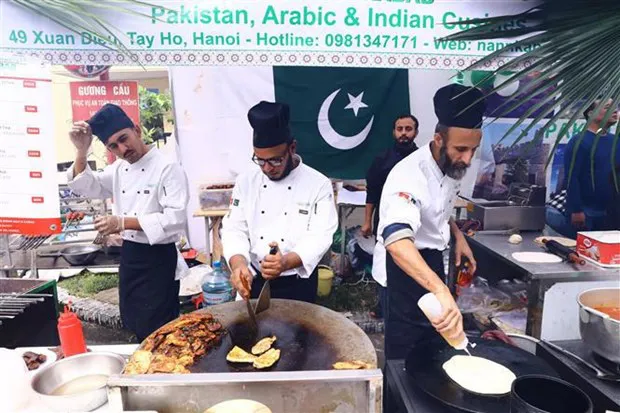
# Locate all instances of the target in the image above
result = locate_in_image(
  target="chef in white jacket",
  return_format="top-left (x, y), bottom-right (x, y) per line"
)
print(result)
top-left (222, 101), bottom-right (338, 303)
top-left (67, 104), bottom-right (189, 341)
top-left (377, 84), bottom-right (484, 360)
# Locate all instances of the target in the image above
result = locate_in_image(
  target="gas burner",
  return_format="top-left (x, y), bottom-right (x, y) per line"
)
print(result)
top-left (591, 352), bottom-right (620, 376)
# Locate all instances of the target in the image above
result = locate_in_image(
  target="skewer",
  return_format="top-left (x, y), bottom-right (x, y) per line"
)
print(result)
top-left (22, 237), bottom-right (35, 250)
top-left (16, 236), bottom-right (30, 250)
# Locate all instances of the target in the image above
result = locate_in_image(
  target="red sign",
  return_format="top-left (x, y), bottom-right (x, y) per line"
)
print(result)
top-left (69, 81), bottom-right (140, 126)
top-left (25, 105), bottom-right (38, 113)
top-left (30, 171), bottom-right (42, 178)
top-left (26, 127), bottom-right (40, 135)
top-left (27, 150), bottom-right (41, 157)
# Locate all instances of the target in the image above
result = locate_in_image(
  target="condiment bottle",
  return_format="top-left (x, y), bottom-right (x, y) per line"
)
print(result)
top-left (418, 292), bottom-right (469, 351)
top-left (57, 303), bottom-right (87, 357)
top-left (456, 261), bottom-right (474, 296)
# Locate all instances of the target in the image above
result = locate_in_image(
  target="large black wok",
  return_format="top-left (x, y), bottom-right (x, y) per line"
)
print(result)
top-left (139, 299), bottom-right (377, 372)
top-left (406, 336), bottom-right (559, 413)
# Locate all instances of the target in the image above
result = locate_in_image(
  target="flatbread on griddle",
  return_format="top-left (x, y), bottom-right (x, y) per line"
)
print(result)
top-left (251, 336), bottom-right (277, 355)
top-left (226, 346), bottom-right (256, 363)
top-left (442, 355), bottom-right (516, 395)
top-left (333, 360), bottom-right (373, 370)
top-left (253, 348), bottom-right (280, 369)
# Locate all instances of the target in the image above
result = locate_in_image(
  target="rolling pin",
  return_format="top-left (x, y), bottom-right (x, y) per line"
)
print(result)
top-left (542, 239), bottom-right (586, 265)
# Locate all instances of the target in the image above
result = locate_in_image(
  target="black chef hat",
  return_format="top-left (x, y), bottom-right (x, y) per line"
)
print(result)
top-left (248, 101), bottom-right (293, 148)
top-left (86, 103), bottom-right (135, 144)
top-left (434, 84), bottom-right (486, 129)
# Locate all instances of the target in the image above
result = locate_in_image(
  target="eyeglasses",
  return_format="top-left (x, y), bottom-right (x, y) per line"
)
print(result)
top-left (252, 154), bottom-right (287, 167)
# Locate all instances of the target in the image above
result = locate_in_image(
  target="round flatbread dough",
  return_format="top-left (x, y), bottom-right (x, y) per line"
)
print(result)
top-left (534, 236), bottom-right (577, 248)
top-left (204, 399), bottom-right (271, 413)
top-left (512, 252), bottom-right (563, 263)
top-left (442, 355), bottom-right (516, 395)
top-left (508, 234), bottom-right (523, 244)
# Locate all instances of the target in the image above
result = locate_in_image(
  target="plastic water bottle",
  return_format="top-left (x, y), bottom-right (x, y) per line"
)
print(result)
top-left (201, 261), bottom-right (234, 306)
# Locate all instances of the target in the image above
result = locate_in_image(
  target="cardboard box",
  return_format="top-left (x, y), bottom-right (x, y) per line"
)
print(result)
top-left (576, 231), bottom-right (620, 268)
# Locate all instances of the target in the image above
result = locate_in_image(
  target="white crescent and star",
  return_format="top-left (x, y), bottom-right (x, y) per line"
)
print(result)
top-left (318, 88), bottom-right (374, 150)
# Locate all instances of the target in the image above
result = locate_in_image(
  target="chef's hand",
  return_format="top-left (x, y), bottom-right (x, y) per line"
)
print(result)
top-left (231, 264), bottom-right (253, 300)
top-left (69, 121), bottom-right (93, 155)
top-left (455, 237), bottom-right (477, 275)
top-left (94, 215), bottom-right (124, 236)
top-left (432, 288), bottom-right (464, 341)
top-left (571, 212), bottom-right (586, 229)
top-left (261, 242), bottom-right (284, 280)
top-left (361, 221), bottom-right (372, 238)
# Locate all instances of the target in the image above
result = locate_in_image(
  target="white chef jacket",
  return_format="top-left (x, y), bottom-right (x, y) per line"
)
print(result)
top-left (221, 157), bottom-right (338, 279)
top-left (372, 143), bottom-right (461, 287)
top-left (66, 146), bottom-right (190, 279)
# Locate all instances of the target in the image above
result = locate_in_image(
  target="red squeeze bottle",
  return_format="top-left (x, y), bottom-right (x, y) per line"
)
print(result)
top-left (57, 303), bottom-right (87, 357)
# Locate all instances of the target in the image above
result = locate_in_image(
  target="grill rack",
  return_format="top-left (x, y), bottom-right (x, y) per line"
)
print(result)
top-left (0, 293), bottom-right (52, 326)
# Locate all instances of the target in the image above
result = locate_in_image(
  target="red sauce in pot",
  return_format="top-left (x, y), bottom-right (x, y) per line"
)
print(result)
top-left (593, 306), bottom-right (620, 321)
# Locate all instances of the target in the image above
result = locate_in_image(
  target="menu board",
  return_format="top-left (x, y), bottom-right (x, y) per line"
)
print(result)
top-left (0, 54), bottom-right (61, 235)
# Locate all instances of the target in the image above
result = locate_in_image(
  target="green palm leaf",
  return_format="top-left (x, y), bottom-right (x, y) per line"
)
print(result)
top-left (445, 0), bottom-right (620, 198)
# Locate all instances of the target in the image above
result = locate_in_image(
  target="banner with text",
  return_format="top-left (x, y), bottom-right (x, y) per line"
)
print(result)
top-left (0, 0), bottom-right (532, 69)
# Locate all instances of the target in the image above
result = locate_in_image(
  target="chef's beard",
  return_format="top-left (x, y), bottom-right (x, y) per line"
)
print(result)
top-left (394, 138), bottom-right (416, 155)
top-left (267, 153), bottom-right (295, 181)
top-left (438, 145), bottom-right (469, 180)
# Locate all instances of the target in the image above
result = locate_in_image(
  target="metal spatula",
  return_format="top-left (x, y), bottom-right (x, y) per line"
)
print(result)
top-left (255, 245), bottom-right (277, 315)
top-left (239, 273), bottom-right (258, 331)
top-left (255, 279), bottom-right (271, 315)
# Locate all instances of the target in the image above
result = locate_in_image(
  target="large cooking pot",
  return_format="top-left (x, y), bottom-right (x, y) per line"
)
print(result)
top-left (510, 375), bottom-right (593, 413)
top-left (38, 245), bottom-right (101, 266)
top-left (577, 287), bottom-right (620, 363)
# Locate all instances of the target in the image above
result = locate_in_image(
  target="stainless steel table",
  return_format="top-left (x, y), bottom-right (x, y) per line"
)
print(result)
top-left (462, 232), bottom-right (619, 338)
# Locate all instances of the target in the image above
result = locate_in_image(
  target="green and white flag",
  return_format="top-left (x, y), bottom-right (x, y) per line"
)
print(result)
top-left (274, 67), bottom-right (410, 179)
top-left (172, 66), bottom-right (410, 181)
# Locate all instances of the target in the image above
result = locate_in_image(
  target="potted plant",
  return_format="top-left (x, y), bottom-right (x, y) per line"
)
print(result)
top-left (139, 86), bottom-right (173, 144)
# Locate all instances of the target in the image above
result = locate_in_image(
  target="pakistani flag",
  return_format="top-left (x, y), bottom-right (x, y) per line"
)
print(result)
top-left (274, 67), bottom-right (410, 179)
top-left (171, 66), bottom-right (410, 182)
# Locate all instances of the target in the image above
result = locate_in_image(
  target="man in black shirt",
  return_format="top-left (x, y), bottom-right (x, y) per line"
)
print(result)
top-left (362, 114), bottom-right (420, 238)
top-left (363, 114), bottom-right (419, 319)
top-left (606, 165), bottom-right (620, 230)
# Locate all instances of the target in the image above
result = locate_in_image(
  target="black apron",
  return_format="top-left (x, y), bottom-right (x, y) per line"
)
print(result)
top-left (119, 241), bottom-right (180, 342)
top-left (385, 249), bottom-right (445, 360)
top-left (250, 266), bottom-right (319, 303)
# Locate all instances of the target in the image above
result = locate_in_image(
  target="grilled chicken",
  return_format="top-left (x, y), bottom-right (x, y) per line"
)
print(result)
top-left (124, 313), bottom-right (225, 375)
